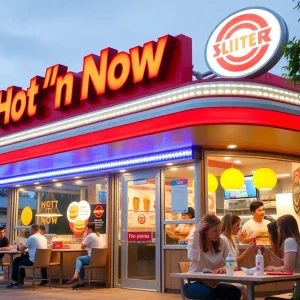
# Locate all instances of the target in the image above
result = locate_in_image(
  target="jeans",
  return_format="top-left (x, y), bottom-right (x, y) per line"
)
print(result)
top-left (75, 255), bottom-right (90, 280)
top-left (184, 281), bottom-right (241, 300)
top-left (0, 257), bottom-right (3, 272)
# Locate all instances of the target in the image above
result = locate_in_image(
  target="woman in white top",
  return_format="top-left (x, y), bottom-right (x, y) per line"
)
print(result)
top-left (263, 214), bottom-right (300, 298)
top-left (185, 214), bottom-right (241, 300)
top-left (68, 222), bottom-right (103, 289)
top-left (221, 213), bottom-right (256, 265)
top-left (221, 213), bottom-right (256, 300)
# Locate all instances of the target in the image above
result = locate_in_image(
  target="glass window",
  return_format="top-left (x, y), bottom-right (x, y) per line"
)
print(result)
top-left (205, 153), bottom-right (296, 238)
top-left (163, 165), bottom-right (195, 245)
top-left (15, 177), bottom-right (108, 246)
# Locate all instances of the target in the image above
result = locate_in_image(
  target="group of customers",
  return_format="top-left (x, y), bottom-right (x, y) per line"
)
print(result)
top-left (4, 222), bottom-right (102, 289)
top-left (184, 201), bottom-right (300, 300)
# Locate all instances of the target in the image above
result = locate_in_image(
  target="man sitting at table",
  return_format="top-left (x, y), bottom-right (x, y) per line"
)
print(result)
top-left (0, 227), bottom-right (11, 274)
top-left (6, 224), bottom-right (47, 288)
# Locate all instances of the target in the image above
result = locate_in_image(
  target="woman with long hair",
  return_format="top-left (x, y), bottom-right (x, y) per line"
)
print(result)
top-left (263, 215), bottom-right (300, 297)
top-left (267, 221), bottom-right (279, 257)
top-left (184, 214), bottom-right (241, 300)
top-left (221, 213), bottom-right (256, 265)
top-left (67, 222), bottom-right (103, 289)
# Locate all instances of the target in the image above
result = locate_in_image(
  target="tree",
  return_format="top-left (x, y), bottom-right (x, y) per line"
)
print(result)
top-left (283, 1), bottom-right (300, 87)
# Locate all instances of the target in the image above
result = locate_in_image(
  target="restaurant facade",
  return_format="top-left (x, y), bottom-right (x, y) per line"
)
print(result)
top-left (0, 6), bottom-right (300, 294)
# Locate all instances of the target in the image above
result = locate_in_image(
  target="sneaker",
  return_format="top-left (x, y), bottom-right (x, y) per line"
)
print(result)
top-left (6, 282), bottom-right (19, 288)
top-left (39, 280), bottom-right (48, 286)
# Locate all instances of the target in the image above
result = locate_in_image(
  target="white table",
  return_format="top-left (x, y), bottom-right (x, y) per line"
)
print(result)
top-left (0, 250), bottom-right (22, 285)
top-left (170, 271), bottom-right (300, 300)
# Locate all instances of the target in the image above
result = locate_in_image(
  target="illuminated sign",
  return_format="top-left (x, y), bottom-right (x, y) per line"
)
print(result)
top-left (205, 7), bottom-right (289, 78)
top-left (0, 34), bottom-right (185, 129)
top-left (21, 206), bottom-right (33, 226)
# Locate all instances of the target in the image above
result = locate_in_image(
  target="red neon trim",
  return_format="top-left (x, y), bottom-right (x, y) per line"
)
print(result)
top-left (1, 107), bottom-right (300, 165)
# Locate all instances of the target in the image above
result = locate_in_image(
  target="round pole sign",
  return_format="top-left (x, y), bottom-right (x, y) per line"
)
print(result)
top-left (205, 7), bottom-right (289, 78)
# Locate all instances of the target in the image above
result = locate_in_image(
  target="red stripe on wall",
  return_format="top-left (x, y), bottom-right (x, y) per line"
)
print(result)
top-left (1, 107), bottom-right (300, 165)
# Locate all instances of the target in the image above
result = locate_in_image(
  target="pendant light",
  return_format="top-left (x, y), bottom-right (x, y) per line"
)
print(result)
top-left (252, 168), bottom-right (277, 190)
top-left (208, 173), bottom-right (218, 193)
top-left (220, 168), bottom-right (244, 191)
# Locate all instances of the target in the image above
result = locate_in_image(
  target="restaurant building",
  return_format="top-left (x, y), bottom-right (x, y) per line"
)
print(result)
top-left (0, 6), bottom-right (299, 293)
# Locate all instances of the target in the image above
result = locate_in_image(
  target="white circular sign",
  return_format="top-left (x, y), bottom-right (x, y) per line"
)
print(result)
top-left (205, 7), bottom-right (289, 78)
top-left (67, 200), bottom-right (91, 223)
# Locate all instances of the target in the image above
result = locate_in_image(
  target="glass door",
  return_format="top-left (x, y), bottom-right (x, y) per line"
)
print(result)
top-left (121, 170), bottom-right (161, 291)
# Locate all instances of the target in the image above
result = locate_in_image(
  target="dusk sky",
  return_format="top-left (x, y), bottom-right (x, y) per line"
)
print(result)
top-left (0, 0), bottom-right (298, 90)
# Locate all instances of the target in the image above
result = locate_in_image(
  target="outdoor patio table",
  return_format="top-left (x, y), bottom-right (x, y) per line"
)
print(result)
top-left (170, 270), bottom-right (300, 300)
top-left (0, 250), bottom-right (22, 285)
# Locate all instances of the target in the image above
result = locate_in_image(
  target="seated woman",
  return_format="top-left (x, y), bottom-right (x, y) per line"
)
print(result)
top-left (221, 213), bottom-right (256, 265)
top-left (184, 213), bottom-right (241, 300)
top-left (267, 220), bottom-right (279, 259)
top-left (221, 213), bottom-right (257, 300)
top-left (68, 222), bottom-right (103, 289)
top-left (166, 207), bottom-right (195, 244)
top-left (263, 215), bottom-right (300, 298)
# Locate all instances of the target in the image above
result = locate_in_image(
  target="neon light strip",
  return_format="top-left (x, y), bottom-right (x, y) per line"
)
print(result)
top-left (0, 148), bottom-right (192, 186)
top-left (1, 81), bottom-right (299, 147)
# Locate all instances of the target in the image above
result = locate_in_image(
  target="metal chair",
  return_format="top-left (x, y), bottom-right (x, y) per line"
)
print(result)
top-left (18, 249), bottom-right (52, 290)
top-left (82, 248), bottom-right (108, 290)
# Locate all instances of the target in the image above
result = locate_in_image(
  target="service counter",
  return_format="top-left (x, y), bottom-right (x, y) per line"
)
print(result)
top-left (163, 246), bottom-right (294, 294)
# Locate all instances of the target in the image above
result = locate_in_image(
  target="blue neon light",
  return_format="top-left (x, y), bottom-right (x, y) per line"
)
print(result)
top-left (0, 147), bottom-right (193, 186)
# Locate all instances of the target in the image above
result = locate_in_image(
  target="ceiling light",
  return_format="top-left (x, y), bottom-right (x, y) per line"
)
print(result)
top-left (55, 183), bottom-right (62, 187)
top-left (224, 157), bottom-right (231, 160)
top-left (252, 170), bottom-right (256, 174)
top-left (276, 174), bottom-right (291, 178)
top-left (170, 167), bottom-right (178, 171)
top-left (34, 182), bottom-right (39, 185)
top-left (227, 145), bottom-right (237, 149)
top-left (74, 176), bottom-right (81, 179)
top-left (119, 170), bottom-right (126, 173)
top-left (234, 160), bottom-right (241, 164)
top-left (188, 166), bottom-right (194, 169)
top-left (19, 188), bottom-right (25, 192)
top-left (75, 180), bottom-right (83, 184)
top-left (52, 179), bottom-right (57, 182)
top-left (15, 184), bottom-right (21, 187)
top-left (166, 163), bottom-right (173, 166)
top-left (36, 186), bottom-right (42, 190)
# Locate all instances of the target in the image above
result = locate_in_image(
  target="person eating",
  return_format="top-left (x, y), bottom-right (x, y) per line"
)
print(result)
top-left (239, 201), bottom-right (270, 244)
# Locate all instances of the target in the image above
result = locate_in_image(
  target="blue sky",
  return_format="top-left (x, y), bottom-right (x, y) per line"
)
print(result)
top-left (0, 0), bottom-right (298, 90)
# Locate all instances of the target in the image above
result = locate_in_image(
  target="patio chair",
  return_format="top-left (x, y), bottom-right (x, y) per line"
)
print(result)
top-left (177, 262), bottom-right (198, 300)
top-left (82, 248), bottom-right (108, 290)
top-left (18, 248), bottom-right (52, 290)
top-left (0, 254), bottom-right (10, 276)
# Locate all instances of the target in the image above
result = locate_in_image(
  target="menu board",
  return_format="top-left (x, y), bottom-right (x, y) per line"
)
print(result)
top-left (89, 204), bottom-right (107, 234)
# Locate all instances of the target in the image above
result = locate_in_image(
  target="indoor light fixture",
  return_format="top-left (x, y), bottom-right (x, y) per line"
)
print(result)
top-left (34, 182), bottom-right (39, 185)
top-left (224, 157), bottom-right (231, 160)
top-left (208, 173), bottom-right (218, 193)
top-left (166, 163), bottom-right (174, 166)
top-left (234, 160), bottom-right (241, 164)
top-left (188, 166), bottom-right (194, 169)
top-left (0, 148), bottom-right (193, 186)
top-left (276, 174), bottom-right (291, 178)
top-left (227, 145), bottom-right (237, 149)
top-left (220, 168), bottom-right (244, 191)
top-left (252, 168), bottom-right (277, 190)
top-left (55, 183), bottom-right (62, 187)
top-left (170, 167), bottom-right (178, 171)
top-left (75, 180), bottom-right (83, 184)
top-left (1, 82), bottom-right (299, 148)
top-left (36, 186), bottom-right (42, 190)
top-left (36, 190), bottom-right (63, 217)
top-left (119, 170), bottom-right (126, 173)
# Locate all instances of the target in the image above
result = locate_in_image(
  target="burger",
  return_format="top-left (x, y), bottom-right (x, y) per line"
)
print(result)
top-left (256, 230), bottom-right (270, 244)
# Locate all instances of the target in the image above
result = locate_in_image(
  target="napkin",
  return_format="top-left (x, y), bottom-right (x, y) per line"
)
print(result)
top-left (241, 267), bottom-right (256, 275)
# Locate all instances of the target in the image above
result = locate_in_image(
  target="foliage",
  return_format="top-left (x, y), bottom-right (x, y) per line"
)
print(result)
top-left (283, 1), bottom-right (300, 87)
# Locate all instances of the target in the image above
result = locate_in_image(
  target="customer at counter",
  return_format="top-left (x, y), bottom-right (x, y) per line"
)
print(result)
top-left (240, 201), bottom-right (270, 244)
top-left (7, 224), bottom-right (47, 288)
top-left (67, 222), bottom-right (103, 289)
top-left (184, 214), bottom-right (241, 300)
top-left (263, 215), bottom-right (300, 298)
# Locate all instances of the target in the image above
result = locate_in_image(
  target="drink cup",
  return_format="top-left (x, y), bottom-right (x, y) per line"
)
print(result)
top-left (143, 197), bottom-right (150, 212)
top-left (133, 197), bottom-right (140, 212)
